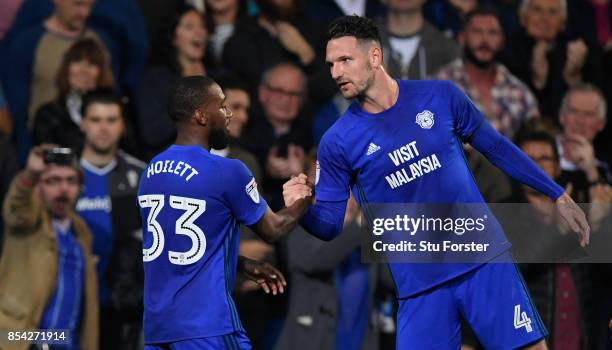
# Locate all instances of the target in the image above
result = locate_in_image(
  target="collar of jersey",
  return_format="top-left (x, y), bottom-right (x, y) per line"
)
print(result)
top-left (348, 80), bottom-right (402, 119)
top-left (80, 158), bottom-right (117, 176)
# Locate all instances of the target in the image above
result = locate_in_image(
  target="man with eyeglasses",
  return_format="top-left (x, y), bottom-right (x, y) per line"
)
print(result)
top-left (0, 145), bottom-right (99, 350)
top-left (504, 129), bottom-right (601, 349)
top-left (556, 84), bottom-right (612, 206)
top-left (241, 62), bottom-right (313, 210)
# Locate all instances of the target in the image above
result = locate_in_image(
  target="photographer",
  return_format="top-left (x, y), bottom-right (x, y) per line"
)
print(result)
top-left (0, 145), bottom-right (98, 350)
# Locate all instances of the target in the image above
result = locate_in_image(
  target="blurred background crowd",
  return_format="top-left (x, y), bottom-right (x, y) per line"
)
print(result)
top-left (0, 0), bottom-right (611, 349)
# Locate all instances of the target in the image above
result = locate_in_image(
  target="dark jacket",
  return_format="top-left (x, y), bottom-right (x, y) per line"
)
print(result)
top-left (377, 19), bottom-right (459, 80)
top-left (222, 16), bottom-right (336, 107)
top-left (275, 224), bottom-right (381, 350)
top-left (81, 151), bottom-right (145, 349)
top-left (136, 64), bottom-right (179, 161)
top-left (240, 113), bottom-right (313, 210)
top-left (31, 99), bottom-right (85, 152)
top-left (502, 28), bottom-right (603, 119)
top-left (498, 188), bottom-right (596, 349)
top-left (103, 151), bottom-right (146, 346)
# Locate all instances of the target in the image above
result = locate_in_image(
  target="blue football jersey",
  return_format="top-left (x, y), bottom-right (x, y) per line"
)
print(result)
top-left (316, 80), bottom-right (511, 298)
top-left (137, 145), bottom-right (267, 343)
top-left (76, 160), bottom-right (113, 306)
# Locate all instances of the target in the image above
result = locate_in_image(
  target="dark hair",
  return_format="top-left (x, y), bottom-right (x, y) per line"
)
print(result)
top-left (56, 38), bottom-right (114, 100)
top-left (81, 88), bottom-right (124, 118)
top-left (162, 5), bottom-right (206, 75)
top-left (515, 130), bottom-right (560, 163)
top-left (168, 75), bottom-right (217, 122)
top-left (215, 74), bottom-right (249, 93)
top-left (326, 15), bottom-right (381, 45)
top-left (463, 7), bottom-right (503, 30)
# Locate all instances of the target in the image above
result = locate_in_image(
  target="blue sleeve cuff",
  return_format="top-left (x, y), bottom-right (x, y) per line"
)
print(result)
top-left (300, 200), bottom-right (347, 241)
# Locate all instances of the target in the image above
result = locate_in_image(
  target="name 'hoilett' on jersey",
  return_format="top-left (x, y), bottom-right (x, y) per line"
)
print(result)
top-left (385, 153), bottom-right (442, 189)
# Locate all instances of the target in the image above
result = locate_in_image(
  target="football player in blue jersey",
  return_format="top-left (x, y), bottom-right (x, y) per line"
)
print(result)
top-left (137, 76), bottom-right (311, 350)
top-left (282, 15), bottom-right (590, 349)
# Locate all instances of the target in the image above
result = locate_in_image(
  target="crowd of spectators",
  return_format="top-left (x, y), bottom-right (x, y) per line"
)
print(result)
top-left (0, 0), bottom-right (610, 349)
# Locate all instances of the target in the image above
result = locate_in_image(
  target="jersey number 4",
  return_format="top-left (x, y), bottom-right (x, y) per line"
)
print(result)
top-left (514, 304), bottom-right (533, 333)
top-left (138, 194), bottom-right (207, 265)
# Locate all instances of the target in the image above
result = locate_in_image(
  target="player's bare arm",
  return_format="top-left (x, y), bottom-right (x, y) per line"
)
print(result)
top-left (249, 186), bottom-right (312, 243)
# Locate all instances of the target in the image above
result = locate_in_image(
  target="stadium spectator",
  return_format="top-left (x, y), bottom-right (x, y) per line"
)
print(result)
top-left (502, 0), bottom-right (603, 120)
top-left (276, 195), bottom-right (382, 350)
top-left (137, 5), bottom-right (208, 160)
top-left (204, 0), bottom-right (248, 70)
top-left (0, 145), bottom-right (98, 350)
top-left (75, 90), bottom-right (146, 349)
top-left (222, 0), bottom-right (337, 106)
top-left (3, 0), bottom-right (148, 99)
top-left (241, 63), bottom-right (312, 210)
top-left (1, 0), bottom-right (107, 162)
top-left (212, 76), bottom-right (262, 184)
top-left (436, 7), bottom-right (539, 139)
top-left (31, 38), bottom-right (114, 152)
top-left (556, 84), bottom-right (612, 206)
top-left (378, 0), bottom-right (459, 80)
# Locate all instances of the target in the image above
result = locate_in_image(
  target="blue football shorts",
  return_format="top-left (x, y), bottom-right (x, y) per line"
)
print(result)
top-left (396, 252), bottom-right (547, 349)
top-left (145, 331), bottom-right (251, 350)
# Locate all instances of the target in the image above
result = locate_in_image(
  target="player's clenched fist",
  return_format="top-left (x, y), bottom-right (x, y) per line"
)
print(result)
top-left (283, 173), bottom-right (313, 207)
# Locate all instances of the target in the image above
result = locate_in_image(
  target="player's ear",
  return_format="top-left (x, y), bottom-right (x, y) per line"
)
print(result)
top-left (193, 107), bottom-right (208, 126)
top-left (370, 46), bottom-right (383, 69)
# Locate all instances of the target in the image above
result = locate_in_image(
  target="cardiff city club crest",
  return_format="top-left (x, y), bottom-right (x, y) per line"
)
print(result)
top-left (415, 110), bottom-right (435, 129)
top-left (245, 178), bottom-right (260, 203)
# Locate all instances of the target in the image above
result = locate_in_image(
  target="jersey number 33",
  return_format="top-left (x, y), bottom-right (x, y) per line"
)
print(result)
top-left (138, 194), bottom-right (207, 265)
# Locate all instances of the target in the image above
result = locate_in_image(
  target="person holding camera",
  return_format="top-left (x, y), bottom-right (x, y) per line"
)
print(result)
top-left (0, 145), bottom-right (99, 350)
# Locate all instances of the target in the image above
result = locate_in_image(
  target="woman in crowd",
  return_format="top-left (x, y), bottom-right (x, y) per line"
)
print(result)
top-left (31, 38), bottom-right (114, 151)
top-left (136, 5), bottom-right (208, 160)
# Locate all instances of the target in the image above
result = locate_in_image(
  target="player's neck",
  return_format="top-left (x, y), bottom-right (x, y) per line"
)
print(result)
top-left (175, 130), bottom-right (210, 150)
top-left (81, 145), bottom-right (117, 168)
top-left (359, 73), bottom-right (398, 114)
